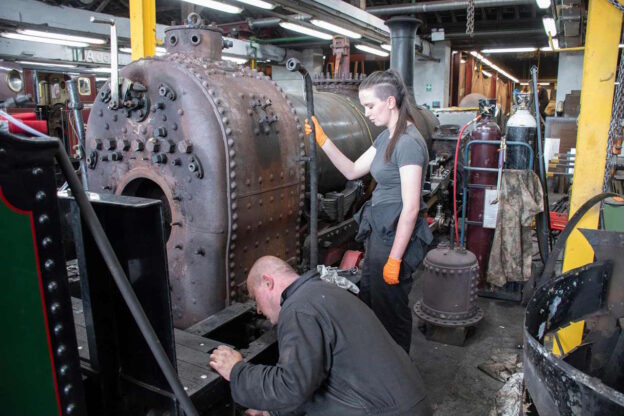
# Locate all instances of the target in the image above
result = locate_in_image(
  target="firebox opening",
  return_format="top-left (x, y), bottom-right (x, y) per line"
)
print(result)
top-left (121, 178), bottom-right (173, 242)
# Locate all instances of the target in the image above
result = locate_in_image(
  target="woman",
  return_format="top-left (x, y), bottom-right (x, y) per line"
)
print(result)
top-left (305, 69), bottom-right (432, 353)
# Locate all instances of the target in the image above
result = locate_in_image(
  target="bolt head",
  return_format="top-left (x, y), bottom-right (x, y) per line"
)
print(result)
top-left (165, 140), bottom-right (176, 153)
top-left (178, 139), bottom-right (193, 154)
top-left (117, 139), bottom-right (130, 151)
top-left (131, 140), bottom-right (144, 151)
top-left (146, 138), bottom-right (160, 152)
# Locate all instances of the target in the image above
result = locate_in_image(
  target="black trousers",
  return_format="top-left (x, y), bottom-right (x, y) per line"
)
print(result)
top-left (360, 231), bottom-right (415, 354)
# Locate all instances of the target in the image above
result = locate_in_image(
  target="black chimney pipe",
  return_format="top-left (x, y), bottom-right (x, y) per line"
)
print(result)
top-left (385, 16), bottom-right (422, 91)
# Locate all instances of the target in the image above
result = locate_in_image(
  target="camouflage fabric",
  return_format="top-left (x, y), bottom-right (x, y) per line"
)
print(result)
top-left (487, 170), bottom-right (544, 287)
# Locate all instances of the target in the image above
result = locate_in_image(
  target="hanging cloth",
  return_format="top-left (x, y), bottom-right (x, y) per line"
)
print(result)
top-left (487, 169), bottom-right (544, 287)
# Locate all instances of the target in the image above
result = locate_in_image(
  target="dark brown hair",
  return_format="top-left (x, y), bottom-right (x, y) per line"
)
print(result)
top-left (359, 69), bottom-right (423, 162)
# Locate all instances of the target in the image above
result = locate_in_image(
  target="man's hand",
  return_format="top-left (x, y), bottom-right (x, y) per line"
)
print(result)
top-left (209, 345), bottom-right (243, 381)
top-left (245, 409), bottom-right (270, 416)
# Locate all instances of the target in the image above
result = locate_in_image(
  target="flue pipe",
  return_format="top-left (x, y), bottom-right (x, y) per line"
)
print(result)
top-left (386, 16), bottom-right (422, 91)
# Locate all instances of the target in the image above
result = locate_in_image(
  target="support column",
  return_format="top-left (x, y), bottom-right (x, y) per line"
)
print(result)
top-left (451, 51), bottom-right (461, 106)
top-left (465, 55), bottom-right (473, 96)
top-left (129, 0), bottom-right (156, 60)
top-left (562, 0), bottom-right (623, 271)
top-left (489, 72), bottom-right (497, 99)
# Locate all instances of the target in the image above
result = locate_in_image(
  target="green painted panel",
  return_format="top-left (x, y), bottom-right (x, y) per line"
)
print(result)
top-left (0, 189), bottom-right (60, 415)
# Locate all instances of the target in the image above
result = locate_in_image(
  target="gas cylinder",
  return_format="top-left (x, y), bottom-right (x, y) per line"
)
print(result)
top-left (466, 99), bottom-right (500, 285)
top-left (506, 93), bottom-right (536, 169)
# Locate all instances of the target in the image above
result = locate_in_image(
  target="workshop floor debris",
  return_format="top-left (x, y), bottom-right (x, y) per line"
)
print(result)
top-left (409, 274), bottom-right (526, 416)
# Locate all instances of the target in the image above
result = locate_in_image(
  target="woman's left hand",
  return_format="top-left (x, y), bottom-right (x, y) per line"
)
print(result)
top-left (383, 256), bottom-right (401, 285)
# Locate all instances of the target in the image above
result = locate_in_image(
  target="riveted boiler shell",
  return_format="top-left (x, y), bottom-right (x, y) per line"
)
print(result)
top-left (85, 56), bottom-right (303, 328)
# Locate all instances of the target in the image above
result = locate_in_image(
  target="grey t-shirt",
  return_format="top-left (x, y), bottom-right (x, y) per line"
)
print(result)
top-left (370, 124), bottom-right (428, 207)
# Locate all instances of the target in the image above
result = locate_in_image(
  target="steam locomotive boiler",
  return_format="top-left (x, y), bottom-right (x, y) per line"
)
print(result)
top-left (85, 14), bottom-right (437, 329)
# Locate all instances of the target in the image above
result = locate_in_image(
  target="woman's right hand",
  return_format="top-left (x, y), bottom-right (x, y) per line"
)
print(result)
top-left (304, 116), bottom-right (328, 147)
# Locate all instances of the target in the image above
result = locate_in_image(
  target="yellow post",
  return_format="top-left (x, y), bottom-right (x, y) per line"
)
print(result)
top-left (129, 0), bottom-right (156, 60)
top-left (562, 0), bottom-right (622, 272)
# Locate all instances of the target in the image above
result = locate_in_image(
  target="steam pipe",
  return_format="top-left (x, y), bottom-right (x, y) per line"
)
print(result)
top-left (90, 16), bottom-right (119, 109)
top-left (369, 0), bottom-right (533, 15)
top-left (530, 66), bottom-right (551, 261)
top-left (247, 14), bottom-right (311, 30)
top-left (247, 17), bottom-right (282, 30)
top-left (444, 28), bottom-right (544, 39)
top-left (286, 57), bottom-right (318, 268)
top-left (66, 78), bottom-right (89, 190)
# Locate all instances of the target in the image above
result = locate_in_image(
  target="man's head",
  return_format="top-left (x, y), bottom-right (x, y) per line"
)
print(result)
top-left (247, 256), bottom-right (298, 325)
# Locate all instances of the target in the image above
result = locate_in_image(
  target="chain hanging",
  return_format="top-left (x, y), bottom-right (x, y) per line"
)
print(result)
top-left (466, 0), bottom-right (475, 37)
top-left (604, 45), bottom-right (624, 191)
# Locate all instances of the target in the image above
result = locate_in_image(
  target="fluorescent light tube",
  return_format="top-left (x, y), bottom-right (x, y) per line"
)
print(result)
top-left (482, 47), bottom-right (537, 53)
top-left (535, 0), bottom-right (551, 9)
top-left (119, 46), bottom-right (166, 55)
top-left (279, 22), bottom-right (332, 40)
top-left (381, 44), bottom-right (391, 51)
top-left (181, 0), bottom-right (242, 14)
top-left (89, 67), bottom-right (112, 73)
top-left (520, 82), bottom-right (529, 85)
top-left (18, 60), bottom-right (77, 68)
top-left (460, 59), bottom-right (466, 63)
top-left (18, 29), bottom-right (105, 45)
top-left (538, 82), bottom-right (550, 85)
top-left (222, 55), bottom-right (248, 64)
top-left (482, 70), bottom-right (492, 78)
top-left (95, 77), bottom-right (109, 82)
top-left (311, 19), bottom-right (361, 39)
top-left (469, 50), bottom-right (519, 83)
top-left (2, 32), bottom-right (88, 48)
top-left (355, 44), bottom-right (389, 57)
top-left (542, 17), bottom-right (557, 37)
top-left (231, 0), bottom-right (275, 9)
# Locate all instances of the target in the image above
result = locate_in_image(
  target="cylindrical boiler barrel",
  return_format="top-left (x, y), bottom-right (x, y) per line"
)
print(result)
top-left (290, 92), bottom-right (381, 193)
top-left (466, 99), bottom-right (500, 285)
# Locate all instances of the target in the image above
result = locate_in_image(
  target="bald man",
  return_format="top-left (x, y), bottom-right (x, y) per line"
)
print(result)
top-left (210, 256), bottom-right (431, 416)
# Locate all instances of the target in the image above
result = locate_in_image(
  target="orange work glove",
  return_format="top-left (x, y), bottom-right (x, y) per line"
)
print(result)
top-left (383, 256), bottom-right (401, 285)
top-left (304, 116), bottom-right (328, 147)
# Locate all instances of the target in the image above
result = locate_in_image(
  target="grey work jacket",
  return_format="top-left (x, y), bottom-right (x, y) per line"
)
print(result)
top-left (229, 271), bottom-right (428, 415)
